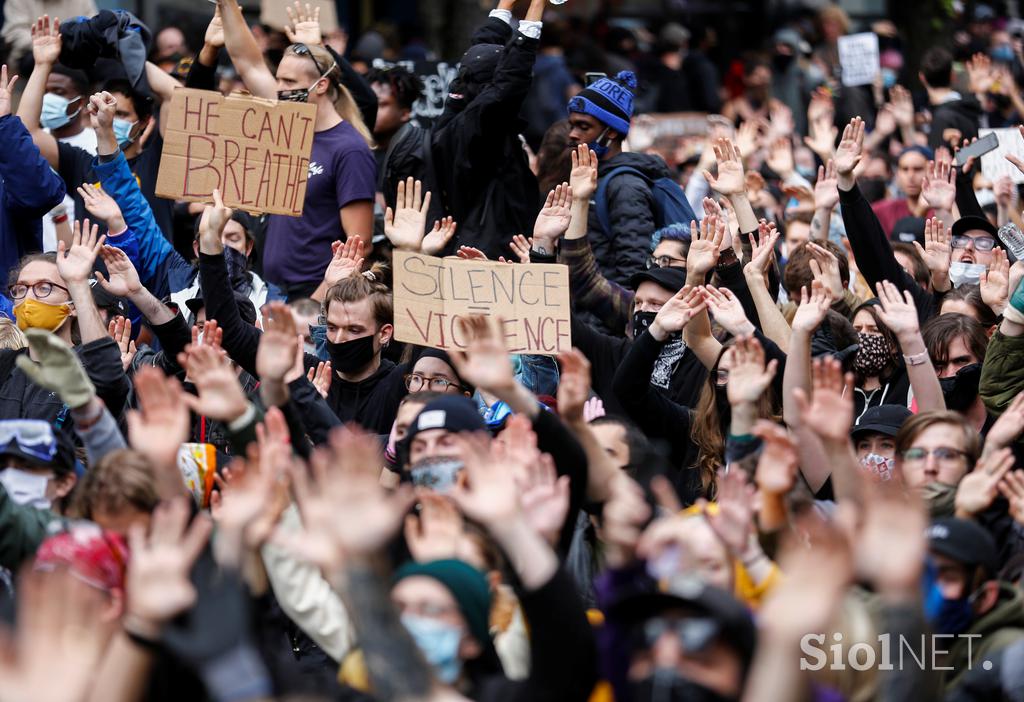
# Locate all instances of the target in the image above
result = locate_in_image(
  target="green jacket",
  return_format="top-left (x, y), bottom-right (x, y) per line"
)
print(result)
top-left (0, 484), bottom-right (64, 571)
top-left (980, 330), bottom-right (1024, 415)
top-left (943, 582), bottom-right (1024, 692)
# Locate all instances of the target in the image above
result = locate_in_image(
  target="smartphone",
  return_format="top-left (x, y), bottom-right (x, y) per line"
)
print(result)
top-left (955, 131), bottom-right (1000, 166)
top-left (585, 72), bottom-right (607, 87)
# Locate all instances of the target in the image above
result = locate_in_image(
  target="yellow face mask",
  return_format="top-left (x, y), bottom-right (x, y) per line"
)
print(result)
top-left (14, 298), bottom-right (71, 332)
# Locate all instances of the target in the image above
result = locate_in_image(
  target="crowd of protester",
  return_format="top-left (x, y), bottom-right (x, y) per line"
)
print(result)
top-left (5, 0), bottom-right (1024, 701)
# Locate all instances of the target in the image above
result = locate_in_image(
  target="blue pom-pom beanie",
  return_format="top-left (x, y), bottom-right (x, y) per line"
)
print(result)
top-left (567, 70), bottom-right (636, 136)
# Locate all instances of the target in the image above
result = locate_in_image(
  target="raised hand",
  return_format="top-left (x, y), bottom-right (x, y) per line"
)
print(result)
top-left (981, 246), bottom-right (1011, 314)
top-left (725, 335), bottom-right (778, 406)
top-left (96, 245), bottom-right (142, 297)
top-left (702, 285), bottom-right (755, 337)
top-left (999, 468), bottom-right (1024, 525)
top-left (204, 6), bottom-right (225, 48)
top-left (422, 216), bottom-right (457, 255)
top-left (792, 355), bottom-right (854, 443)
top-left (0, 65), bottom-right (17, 119)
top-left (31, 14), bottom-right (62, 66)
top-left (790, 280), bottom-right (832, 333)
top-left (966, 52), bottom-right (995, 94)
top-left (803, 113), bottom-right (838, 162)
top-left (323, 237), bottom-right (365, 288)
top-left (533, 182), bottom-right (572, 253)
top-left (813, 160), bottom-right (840, 211)
top-left (649, 285), bottom-right (705, 341)
top-left (806, 242), bottom-right (844, 298)
top-left (384, 177), bottom-right (431, 252)
top-left (450, 435), bottom-right (523, 528)
top-left (765, 136), bottom-right (795, 178)
top-left (57, 218), bottom-right (105, 284)
top-left (733, 120), bottom-right (761, 164)
top-left (955, 447), bottom-right (1015, 517)
top-left (889, 85), bottom-right (915, 129)
top-left (874, 280), bottom-right (920, 339)
top-left (256, 301), bottom-right (300, 383)
top-left (306, 360), bottom-right (333, 398)
top-left (854, 477), bottom-right (926, 596)
top-left (177, 344), bottom-right (249, 422)
top-left (745, 219), bottom-right (779, 276)
top-left (873, 104), bottom-right (897, 137)
top-left (203, 188), bottom-right (234, 245)
top-left (834, 117), bottom-right (865, 180)
top-left (557, 348), bottom-right (592, 424)
top-left (705, 468), bottom-right (758, 558)
top-left (77, 183), bottom-right (126, 232)
top-left (87, 90), bottom-right (117, 132)
top-left (448, 315), bottom-right (516, 393)
top-left (508, 234), bottom-right (533, 264)
top-left (517, 453), bottom-right (570, 546)
top-left (456, 246), bottom-right (488, 261)
top-left (686, 214), bottom-right (725, 277)
top-left (404, 494), bottom-right (469, 563)
top-left (583, 396), bottom-right (606, 422)
top-left (753, 420), bottom-right (799, 495)
top-left (108, 315), bottom-right (137, 371)
top-left (914, 217), bottom-right (951, 284)
top-left (1005, 125), bottom-right (1024, 176)
top-left (994, 175), bottom-right (1017, 211)
top-left (807, 87), bottom-right (835, 126)
top-left (126, 498), bottom-right (213, 630)
top-left (127, 367), bottom-right (190, 475)
top-left (569, 144), bottom-right (598, 201)
top-left (985, 393), bottom-right (1024, 452)
top-left (921, 158), bottom-right (956, 213)
top-left (284, 1), bottom-right (322, 45)
top-left (703, 137), bottom-right (747, 195)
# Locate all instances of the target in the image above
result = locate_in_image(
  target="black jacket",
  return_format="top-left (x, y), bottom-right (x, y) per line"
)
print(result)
top-left (928, 96), bottom-right (983, 151)
top-left (431, 18), bottom-right (540, 259)
top-left (587, 151), bottom-right (674, 288)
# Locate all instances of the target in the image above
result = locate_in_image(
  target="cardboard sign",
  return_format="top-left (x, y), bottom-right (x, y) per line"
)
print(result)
top-left (837, 32), bottom-right (880, 87)
top-left (979, 128), bottom-right (1024, 185)
top-left (393, 251), bottom-right (571, 355)
top-left (156, 88), bottom-right (317, 216)
top-left (260, 0), bottom-right (339, 34)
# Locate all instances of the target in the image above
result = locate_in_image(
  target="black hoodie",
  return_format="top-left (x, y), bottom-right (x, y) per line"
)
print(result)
top-left (928, 95), bottom-right (983, 151)
top-left (586, 151), bottom-right (675, 288)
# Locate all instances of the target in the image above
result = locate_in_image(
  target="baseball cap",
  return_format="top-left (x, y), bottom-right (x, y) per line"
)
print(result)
top-left (952, 215), bottom-right (998, 240)
top-left (0, 420), bottom-right (77, 476)
top-left (607, 579), bottom-right (756, 673)
top-left (186, 292), bottom-right (257, 327)
top-left (406, 395), bottom-right (486, 443)
top-left (628, 266), bottom-right (688, 294)
top-left (90, 282), bottom-right (130, 320)
top-left (928, 517), bottom-right (998, 577)
top-left (851, 405), bottom-right (913, 440)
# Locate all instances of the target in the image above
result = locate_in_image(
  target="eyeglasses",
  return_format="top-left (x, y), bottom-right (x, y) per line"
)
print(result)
top-left (9, 281), bottom-right (69, 301)
top-left (647, 254), bottom-right (687, 269)
top-left (405, 373), bottom-right (462, 393)
top-left (951, 234), bottom-right (997, 251)
top-left (715, 369), bottom-right (729, 386)
top-left (643, 616), bottom-right (720, 653)
top-left (901, 447), bottom-right (967, 462)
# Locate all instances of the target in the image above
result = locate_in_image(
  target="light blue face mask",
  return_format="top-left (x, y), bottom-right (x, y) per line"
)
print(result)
top-left (401, 614), bottom-right (463, 684)
top-left (40, 93), bottom-right (81, 130)
top-left (112, 117), bottom-right (137, 147)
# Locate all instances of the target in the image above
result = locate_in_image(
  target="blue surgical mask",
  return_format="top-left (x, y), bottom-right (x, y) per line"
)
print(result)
top-left (992, 44), bottom-right (1015, 63)
top-left (401, 614), bottom-right (463, 684)
top-left (112, 118), bottom-right (137, 147)
top-left (588, 126), bottom-right (612, 159)
top-left (40, 93), bottom-right (81, 130)
top-left (922, 560), bottom-right (975, 635)
top-left (881, 67), bottom-right (898, 89)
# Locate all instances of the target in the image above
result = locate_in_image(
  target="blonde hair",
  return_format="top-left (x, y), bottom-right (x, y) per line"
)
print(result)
top-left (286, 43), bottom-right (376, 148)
top-left (0, 318), bottom-right (27, 350)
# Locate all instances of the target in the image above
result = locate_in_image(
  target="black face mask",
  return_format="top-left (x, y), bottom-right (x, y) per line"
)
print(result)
top-left (326, 334), bottom-right (377, 374)
top-left (772, 53), bottom-right (795, 71)
top-left (631, 669), bottom-right (737, 702)
top-left (939, 363), bottom-right (982, 412)
top-left (859, 177), bottom-right (888, 203)
top-left (277, 88), bottom-right (310, 103)
top-left (223, 247), bottom-right (252, 296)
top-left (633, 310), bottom-right (658, 336)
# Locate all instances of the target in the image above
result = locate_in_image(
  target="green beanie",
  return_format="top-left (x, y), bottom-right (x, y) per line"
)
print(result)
top-left (393, 558), bottom-right (492, 645)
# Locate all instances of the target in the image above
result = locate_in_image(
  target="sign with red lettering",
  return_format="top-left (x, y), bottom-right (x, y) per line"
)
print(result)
top-left (156, 88), bottom-right (317, 216)
top-left (393, 251), bottom-right (571, 356)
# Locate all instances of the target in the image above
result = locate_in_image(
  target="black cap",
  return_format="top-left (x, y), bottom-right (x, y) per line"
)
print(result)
top-left (850, 404), bottom-right (913, 439)
top-left (406, 395), bottom-right (485, 443)
top-left (185, 292), bottom-right (257, 327)
top-left (952, 215), bottom-right (998, 239)
top-left (90, 283), bottom-right (129, 319)
top-left (608, 579), bottom-right (756, 673)
top-left (628, 266), bottom-right (687, 294)
top-left (458, 43), bottom-right (503, 83)
top-left (928, 517), bottom-right (998, 577)
top-left (892, 216), bottom-right (926, 245)
top-left (415, 348), bottom-right (475, 395)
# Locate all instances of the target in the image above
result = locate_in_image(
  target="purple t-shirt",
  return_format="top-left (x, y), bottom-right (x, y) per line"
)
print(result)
top-left (263, 120), bottom-right (376, 288)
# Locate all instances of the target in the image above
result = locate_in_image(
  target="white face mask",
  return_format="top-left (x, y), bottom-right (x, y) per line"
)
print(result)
top-left (0, 468), bottom-right (51, 508)
top-left (949, 261), bottom-right (987, 288)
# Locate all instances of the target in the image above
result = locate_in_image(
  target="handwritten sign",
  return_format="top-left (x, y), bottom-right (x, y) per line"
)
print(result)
top-left (156, 88), bottom-right (317, 216)
top-left (393, 251), bottom-right (571, 355)
top-left (837, 32), bottom-right (880, 87)
top-left (260, 0), bottom-right (339, 34)
top-left (979, 128), bottom-right (1024, 184)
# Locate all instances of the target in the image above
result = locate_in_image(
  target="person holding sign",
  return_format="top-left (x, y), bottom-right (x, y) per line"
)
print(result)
top-left (218, 0), bottom-right (376, 300)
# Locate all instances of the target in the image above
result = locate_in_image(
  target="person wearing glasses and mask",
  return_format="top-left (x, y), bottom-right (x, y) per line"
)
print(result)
top-left (218, 0), bottom-right (376, 300)
top-left (892, 410), bottom-right (982, 516)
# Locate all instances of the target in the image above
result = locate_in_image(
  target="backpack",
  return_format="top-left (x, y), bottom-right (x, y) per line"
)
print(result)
top-left (594, 166), bottom-right (699, 237)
